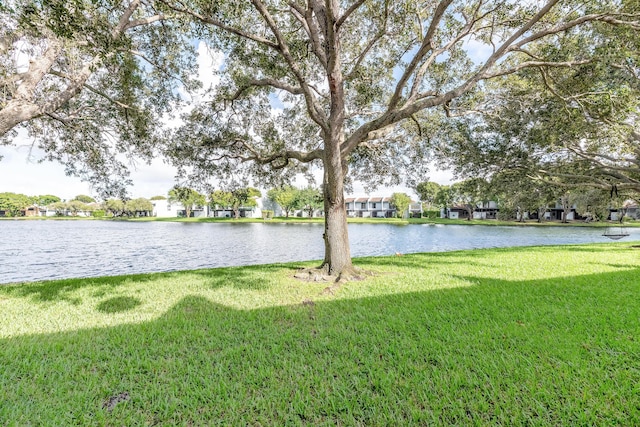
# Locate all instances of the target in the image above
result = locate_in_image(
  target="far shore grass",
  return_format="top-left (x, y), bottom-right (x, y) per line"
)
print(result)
top-left (5, 213), bottom-right (639, 228)
top-left (1, 242), bottom-right (639, 424)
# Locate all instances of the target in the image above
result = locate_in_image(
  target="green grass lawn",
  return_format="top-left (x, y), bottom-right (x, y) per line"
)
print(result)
top-left (1, 243), bottom-right (639, 425)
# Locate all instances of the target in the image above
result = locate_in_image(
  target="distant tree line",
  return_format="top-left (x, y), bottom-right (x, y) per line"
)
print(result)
top-left (164, 185), bottom-right (327, 219)
top-left (0, 192), bottom-right (61, 216)
top-left (414, 177), bottom-right (637, 223)
top-left (0, 192), bottom-right (155, 218)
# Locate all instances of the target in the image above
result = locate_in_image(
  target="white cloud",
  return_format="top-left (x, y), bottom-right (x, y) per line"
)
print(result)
top-left (462, 38), bottom-right (495, 65)
top-left (197, 41), bottom-right (224, 93)
top-left (0, 145), bottom-right (93, 200)
top-left (0, 134), bottom-right (179, 200)
top-left (126, 158), bottom-right (179, 198)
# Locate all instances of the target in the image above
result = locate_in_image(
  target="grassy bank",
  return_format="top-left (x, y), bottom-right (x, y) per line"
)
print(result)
top-left (119, 215), bottom-right (640, 228)
top-left (5, 214), bottom-right (640, 228)
top-left (1, 243), bottom-right (640, 425)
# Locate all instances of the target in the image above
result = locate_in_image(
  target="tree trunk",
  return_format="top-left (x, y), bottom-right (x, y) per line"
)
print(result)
top-left (321, 145), bottom-right (353, 278)
top-left (318, 2), bottom-right (354, 279)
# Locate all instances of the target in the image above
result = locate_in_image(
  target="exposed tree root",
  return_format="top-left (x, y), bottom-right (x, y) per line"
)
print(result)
top-left (293, 266), bottom-right (334, 282)
top-left (293, 265), bottom-right (374, 295)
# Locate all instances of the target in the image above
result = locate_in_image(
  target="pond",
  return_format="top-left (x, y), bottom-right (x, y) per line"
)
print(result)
top-left (1, 220), bottom-right (637, 284)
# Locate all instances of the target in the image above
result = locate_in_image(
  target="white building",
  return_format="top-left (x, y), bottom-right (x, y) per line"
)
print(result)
top-left (151, 199), bottom-right (209, 218)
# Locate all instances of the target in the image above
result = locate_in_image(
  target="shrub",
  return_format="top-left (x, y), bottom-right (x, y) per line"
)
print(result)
top-left (262, 210), bottom-right (274, 220)
top-left (497, 208), bottom-right (516, 221)
top-left (92, 210), bottom-right (105, 218)
top-left (423, 209), bottom-right (439, 219)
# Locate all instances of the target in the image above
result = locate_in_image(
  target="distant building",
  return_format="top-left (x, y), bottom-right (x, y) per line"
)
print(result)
top-left (345, 196), bottom-right (396, 218)
top-left (151, 199), bottom-right (209, 218)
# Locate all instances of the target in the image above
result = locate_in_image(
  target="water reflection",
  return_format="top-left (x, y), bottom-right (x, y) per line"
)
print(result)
top-left (0, 221), bottom-right (637, 284)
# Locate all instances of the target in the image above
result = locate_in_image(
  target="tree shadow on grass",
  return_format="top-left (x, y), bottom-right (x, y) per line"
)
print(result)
top-left (354, 251), bottom-right (498, 270)
top-left (0, 264), bottom-right (306, 307)
top-left (186, 263), bottom-right (305, 291)
top-left (96, 296), bottom-right (142, 314)
top-left (0, 273), bottom-right (168, 305)
top-left (355, 243), bottom-right (637, 272)
top-left (1, 266), bottom-right (639, 425)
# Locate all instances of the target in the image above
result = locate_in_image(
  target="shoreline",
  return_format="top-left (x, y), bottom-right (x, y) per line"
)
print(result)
top-left (1, 215), bottom-right (637, 228)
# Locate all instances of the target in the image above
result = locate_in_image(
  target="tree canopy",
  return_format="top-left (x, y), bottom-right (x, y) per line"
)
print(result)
top-left (124, 197), bottom-right (153, 216)
top-left (434, 6), bottom-right (640, 198)
top-left (415, 181), bottom-right (441, 209)
top-left (34, 194), bottom-right (61, 205)
top-left (297, 187), bottom-right (323, 218)
top-left (72, 194), bottom-right (96, 204)
top-left (1, 0), bottom-right (194, 196)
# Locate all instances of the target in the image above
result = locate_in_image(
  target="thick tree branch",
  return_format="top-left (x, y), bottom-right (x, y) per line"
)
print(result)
top-left (539, 168), bottom-right (640, 190)
top-left (241, 140), bottom-right (323, 168)
top-left (387, 0), bottom-right (454, 112)
top-left (13, 38), bottom-right (62, 100)
top-left (251, 0), bottom-right (329, 133)
top-left (500, 13), bottom-right (640, 61)
top-left (482, 59), bottom-right (593, 79)
top-left (288, 2), bottom-right (328, 69)
top-left (158, 0), bottom-right (278, 48)
top-left (336, 0), bottom-right (367, 29)
top-left (230, 78), bottom-right (304, 101)
top-left (124, 14), bottom-right (167, 30)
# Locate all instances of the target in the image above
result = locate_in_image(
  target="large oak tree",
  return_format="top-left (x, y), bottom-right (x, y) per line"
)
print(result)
top-left (159, 0), bottom-right (639, 279)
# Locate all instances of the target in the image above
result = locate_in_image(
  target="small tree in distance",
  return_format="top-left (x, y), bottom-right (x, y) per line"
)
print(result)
top-left (434, 186), bottom-right (453, 218)
top-left (267, 187), bottom-right (300, 218)
top-left (168, 186), bottom-right (206, 218)
top-left (415, 182), bottom-right (441, 210)
top-left (103, 199), bottom-right (125, 217)
top-left (297, 187), bottom-right (323, 218)
top-left (390, 193), bottom-right (411, 219)
top-left (35, 195), bottom-right (61, 205)
top-left (0, 192), bottom-right (32, 216)
top-left (210, 188), bottom-right (261, 219)
top-left (125, 198), bottom-right (154, 217)
top-left (72, 195), bottom-right (96, 204)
